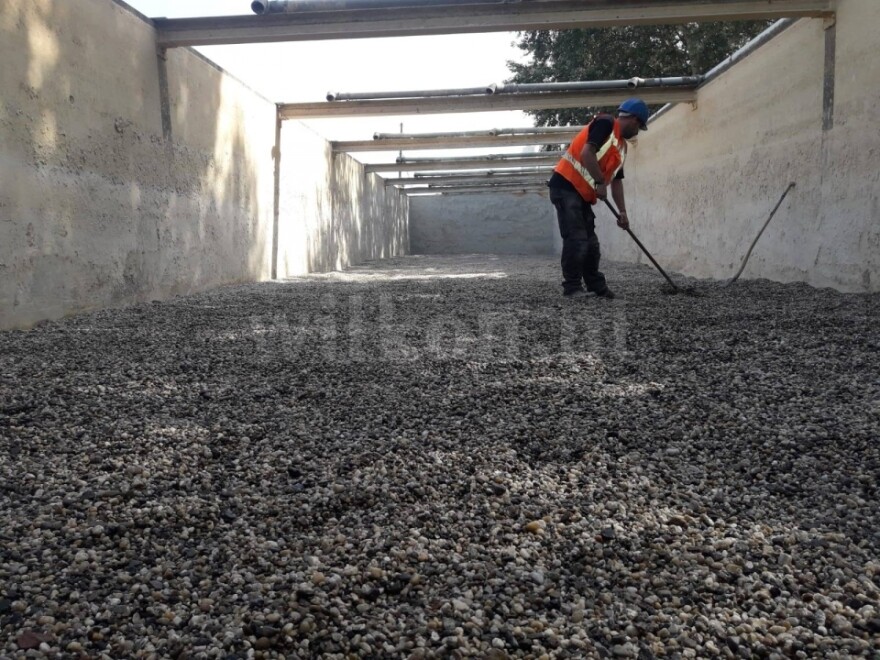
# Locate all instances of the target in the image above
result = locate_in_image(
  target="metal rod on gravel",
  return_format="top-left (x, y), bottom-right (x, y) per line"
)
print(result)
top-left (602, 198), bottom-right (679, 292)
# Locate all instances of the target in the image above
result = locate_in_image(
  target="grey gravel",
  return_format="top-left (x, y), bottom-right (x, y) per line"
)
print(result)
top-left (1, 254), bottom-right (879, 659)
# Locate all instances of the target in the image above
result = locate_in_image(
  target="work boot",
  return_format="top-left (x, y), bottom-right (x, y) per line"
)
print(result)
top-left (563, 288), bottom-right (588, 299)
top-left (595, 287), bottom-right (616, 299)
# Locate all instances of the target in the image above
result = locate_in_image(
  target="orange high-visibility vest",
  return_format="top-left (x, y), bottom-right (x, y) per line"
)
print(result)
top-left (553, 117), bottom-right (627, 204)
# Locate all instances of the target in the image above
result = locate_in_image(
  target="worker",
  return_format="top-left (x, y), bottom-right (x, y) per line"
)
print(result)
top-left (547, 98), bottom-right (649, 299)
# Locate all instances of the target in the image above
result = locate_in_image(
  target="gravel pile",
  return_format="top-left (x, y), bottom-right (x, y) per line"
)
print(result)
top-left (1, 254), bottom-right (879, 659)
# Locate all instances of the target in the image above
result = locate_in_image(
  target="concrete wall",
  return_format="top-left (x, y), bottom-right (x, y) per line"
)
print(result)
top-left (410, 191), bottom-right (559, 255)
top-left (277, 123), bottom-right (408, 276)
top-left (0, 0), bottom-right (276, 329)
top-left (602, 0), bottom-right (880, 292)
top-left (0, 0), bottom-right (407, 330)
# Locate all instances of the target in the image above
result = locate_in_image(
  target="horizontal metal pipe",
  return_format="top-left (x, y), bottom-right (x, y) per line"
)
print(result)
top-left (393, 181), bottom-right (548, 190)
top-left (415, 167), bottom-right (552, 178)
top-left (392, 166), bottom-right (555, 178)
top-left (487, 76), bottom-right (702, 94)
top-left (396, 152), bottom-right (551, 164)
top-left (328, 76), bottom-right (702, 103)
top-left (406, 185), bottom-right (548, 196)
top-left (366, 157), bottom-right (558, 173)
top-left (279, 88), bottom-right (697, 119)
top-left (492, 126), bottom-right (581, 135)
top-left (335, 133), bottom-right (574, 152)
top-left (385, 173), bottom-right (550, 187)
top-left (428, 180), bottom-right (547, 189)
top-left (328, 86), bottom-right (490, 102)
top-left (253, 0), bottom-right (520, 15)
top-left (376, 129), bottom-right (494, 140)
top-left (373, 126), bottom-right (578, 140)
top-left (251, 0), bottom-right (278, 13)
top-left (392, 181), bottom-right (549, 189)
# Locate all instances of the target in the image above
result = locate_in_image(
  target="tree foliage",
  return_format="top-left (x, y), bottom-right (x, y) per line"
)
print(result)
top-left (507, 22), bottom-right (771, 126)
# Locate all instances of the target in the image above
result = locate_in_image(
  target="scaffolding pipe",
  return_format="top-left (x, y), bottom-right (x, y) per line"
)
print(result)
top-left (406, 185), bottom-right (548, 196)
top-left (375, 129), bottom-right (494, 140)
top-left (383, 167), bottom-right (555, 179)
top-left (367, 158), bottom-right (557, 173)
top-left (648, 103), bottom-right (675, 125)
top-left (414, 167), bottom-right (552, 178)
top-left (389, 178), bottom-right (548, 189)
top-left (252, 0), bottom-right (520, 14)
top-left (327, 77), bottom-right (701, 103)
top-left (384, 166), bottom-right (555, 179)
top-left (328, 86), bottom-right (489, 102)
top-left (701, 18), bottom-right (797, 86)
top-left (487, 76), bottom-right (702, 94)
top-left (428, 181), bottom-right (547, 189)
top-left (373, 126), bottom-right (577, 140)
top-left (385, 173), bottom-right (551, 186)
top-left (327, 21), bottom-right (795, 120)
top-left (646, 20), bottom-right (798, 129)
top-left (490, 126), bottom-right (580, 135)
top-left (396, 152), bottom-right (552, 164)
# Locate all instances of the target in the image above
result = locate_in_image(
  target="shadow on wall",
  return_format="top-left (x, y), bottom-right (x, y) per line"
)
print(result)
top-left (0, 0), bottom-right (273, 329)
top-left (305, 148), bottom-right (407, 274)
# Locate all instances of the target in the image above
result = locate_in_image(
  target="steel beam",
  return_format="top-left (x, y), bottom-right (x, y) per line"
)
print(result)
top-left (280, 88), bottom-right (696, 119)
top-left (332, 131), bottom-right (578, 152)
top-left (155, 1), bottom-right (833, 48)
top-left (365, 155), bottom-right (559, 173)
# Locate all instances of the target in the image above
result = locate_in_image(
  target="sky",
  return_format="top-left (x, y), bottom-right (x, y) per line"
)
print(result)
top-left (127, 0), bottom-right (537, 164)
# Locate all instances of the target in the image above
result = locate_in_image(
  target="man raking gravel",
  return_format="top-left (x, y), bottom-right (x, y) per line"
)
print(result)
top-left (548, 98), bottom-right (650, 300)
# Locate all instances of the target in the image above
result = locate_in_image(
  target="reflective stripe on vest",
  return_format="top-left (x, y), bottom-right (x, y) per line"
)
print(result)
top-left (561, 151), bottom-right (597, 187)
top-left (597, 133), bottom-right (619, 160)
top-left (553, 118), bottom-right (626, 202)
top-left (598, 131), bottom-right (626, 178)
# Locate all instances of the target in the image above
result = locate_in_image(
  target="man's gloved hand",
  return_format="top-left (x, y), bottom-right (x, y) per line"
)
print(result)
top-left (595, 182), bottom-right (608, 200)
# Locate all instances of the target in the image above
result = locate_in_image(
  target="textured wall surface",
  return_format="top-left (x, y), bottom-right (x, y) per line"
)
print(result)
top-left (410, 191), bottom-right (560, 255)
top-left (277, 123), bottom-right (408, 277)
top-left (601, 0), bottom-right (880, 292)
top-left (0, 0), bottom-right (277, 329)
top-left (0, 0), bottom-right (407, 330)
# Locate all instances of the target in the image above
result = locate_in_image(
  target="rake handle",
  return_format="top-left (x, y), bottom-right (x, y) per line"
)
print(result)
top-left (726, 182), bottom-right (796, 286)
top-left (602, 199), bottom-right (679, 291)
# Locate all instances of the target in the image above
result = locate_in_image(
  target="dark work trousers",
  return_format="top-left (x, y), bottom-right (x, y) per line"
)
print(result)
top-left (549, 186), bottom-right (607, 294)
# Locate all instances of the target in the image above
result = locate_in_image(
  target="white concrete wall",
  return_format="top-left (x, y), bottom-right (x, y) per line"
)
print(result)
top-left (0, 0), bottom-right (408, 330)
top-left (277, 123), bottom-right (408, 276)
top-left (410, 191), bottom-right (560, 255)
top-left (602, 0), bottom-right (880, 292)
top-left (0, 0), bottom-right (276, 329)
